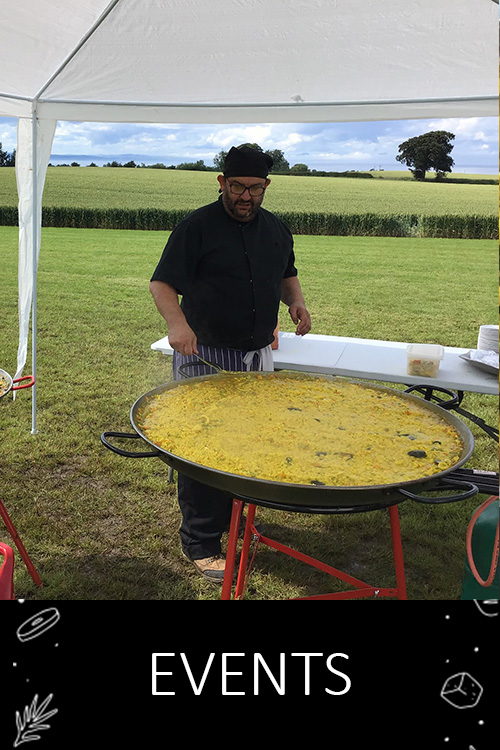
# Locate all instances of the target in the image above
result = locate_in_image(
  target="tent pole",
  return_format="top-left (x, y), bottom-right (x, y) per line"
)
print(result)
top-left (31, 105), bottom-right (38, 435)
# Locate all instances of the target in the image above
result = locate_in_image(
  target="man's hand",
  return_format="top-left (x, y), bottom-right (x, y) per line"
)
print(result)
top-left (167, 320), bottom-right (198, 356)
top-left (149, 280), bottom-right (198, 355)
top-left (289, 303), bottom-right (311, 336)
top-left (280, 276), bottom-right (311, 336)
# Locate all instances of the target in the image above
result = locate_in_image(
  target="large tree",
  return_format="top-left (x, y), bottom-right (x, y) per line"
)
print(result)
top-left (265, 148), bottom-right (290, 174)
top-left (290, 163), bottom-right (310, 175)
top-left (396, 131), bottom-right (455, 180)
top-left (0, 141), bottom-right (15, 166)
top-left (213, 150), bottom-right (228, 170)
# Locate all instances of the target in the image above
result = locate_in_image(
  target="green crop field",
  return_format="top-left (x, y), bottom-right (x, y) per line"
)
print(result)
top-left (0, 166), bottom-right (497, 217)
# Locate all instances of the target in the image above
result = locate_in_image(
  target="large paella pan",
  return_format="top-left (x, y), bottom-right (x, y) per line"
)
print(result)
top-left (101, 371), bottom-right (476, 510)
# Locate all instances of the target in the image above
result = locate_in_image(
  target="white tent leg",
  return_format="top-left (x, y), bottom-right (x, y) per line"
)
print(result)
top-left (31, 111), bottom-right (38, 434)
top-left (14, 112), bottom-right (56, 433)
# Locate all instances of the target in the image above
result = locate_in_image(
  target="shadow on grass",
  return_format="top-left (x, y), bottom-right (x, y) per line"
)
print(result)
top-left (12, 551), bottom-right (219, 601)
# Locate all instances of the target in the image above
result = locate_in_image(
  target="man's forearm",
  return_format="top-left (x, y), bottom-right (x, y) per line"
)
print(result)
top-left (280, 275), bottom-right (306, 306)
top-left (149, 280), bottom-right (186, 327)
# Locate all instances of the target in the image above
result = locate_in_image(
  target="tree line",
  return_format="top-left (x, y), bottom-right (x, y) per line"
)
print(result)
top-left (1, 132), bottom-right (483, 182)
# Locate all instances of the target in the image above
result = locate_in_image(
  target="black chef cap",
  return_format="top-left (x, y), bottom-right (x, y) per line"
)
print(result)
top-left (223, 145), bottom-right (273, 178)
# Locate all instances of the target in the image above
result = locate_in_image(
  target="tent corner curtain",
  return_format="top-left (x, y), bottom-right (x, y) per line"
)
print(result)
top-left (14, 114), bottom-right (56, 429)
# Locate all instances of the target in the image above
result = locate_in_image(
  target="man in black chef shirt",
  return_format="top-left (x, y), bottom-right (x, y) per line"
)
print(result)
top-left (150, 145), bottom-right (311, 582)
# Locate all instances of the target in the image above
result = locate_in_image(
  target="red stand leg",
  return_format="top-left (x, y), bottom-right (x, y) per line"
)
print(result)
top-left (234, 502), bottom-right (257, 599)
top-left (389, 504), bottom-right (407, 600)
top-left (221, 499), bottom-right (243, 600)
top-left (0, 498), bottom-right (42, 587)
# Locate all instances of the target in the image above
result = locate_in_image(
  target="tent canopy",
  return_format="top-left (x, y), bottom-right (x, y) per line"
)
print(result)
top-left (1, 0), bottom-right (498, 123)
top-left (0, 0), bottom-right (497, 432)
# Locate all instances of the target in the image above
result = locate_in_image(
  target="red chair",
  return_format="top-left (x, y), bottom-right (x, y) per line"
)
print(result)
top-left (0, 542), bottom-right (15, 600)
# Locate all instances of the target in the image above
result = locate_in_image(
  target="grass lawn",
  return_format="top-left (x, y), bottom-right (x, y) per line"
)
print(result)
top-left (0, 226), bottom-right (497, 600)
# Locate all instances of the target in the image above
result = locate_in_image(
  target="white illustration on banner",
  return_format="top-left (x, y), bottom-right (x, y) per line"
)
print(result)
top-left (14, 694), bottom-right (58, 748)
top-left (473, 599), bottom-right (498, 617)
top-left (440, 672), bottom-right (483, 710)
top-left (16, 608), bottom-right (60, 642)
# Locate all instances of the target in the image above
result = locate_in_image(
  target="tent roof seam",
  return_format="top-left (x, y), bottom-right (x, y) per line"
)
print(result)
top-left (32, 94), bottom-right (499, 108)
top-left (33, 0), bottom-right (122, 102)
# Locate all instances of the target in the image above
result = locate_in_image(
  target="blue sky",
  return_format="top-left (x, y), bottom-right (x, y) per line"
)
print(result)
top-left (0, 115), bottom-right (498, 173)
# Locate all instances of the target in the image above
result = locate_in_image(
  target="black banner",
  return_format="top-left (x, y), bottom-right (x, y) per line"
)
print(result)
top-left (1, 600), bottom-right (496, 748)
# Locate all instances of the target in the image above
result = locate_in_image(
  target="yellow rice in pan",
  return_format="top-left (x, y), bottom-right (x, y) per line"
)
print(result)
top-left (0, 373), bottom-right (9, 397)
top-left (138, 373), bottom-right (464, 487)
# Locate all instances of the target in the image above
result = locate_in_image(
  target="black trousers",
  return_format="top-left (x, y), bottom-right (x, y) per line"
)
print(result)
top-left (178, 474), bottom-right (233, 559)
top-left (172, 344), bottom-right (264, 559)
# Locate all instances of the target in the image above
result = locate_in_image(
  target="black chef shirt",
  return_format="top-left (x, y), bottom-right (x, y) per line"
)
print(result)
top-left (151, 196), bottom-right (298, 350)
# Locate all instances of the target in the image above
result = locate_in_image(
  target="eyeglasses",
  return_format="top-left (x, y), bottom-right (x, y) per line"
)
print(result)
top-left (227, 181), bottom-right (267, 196)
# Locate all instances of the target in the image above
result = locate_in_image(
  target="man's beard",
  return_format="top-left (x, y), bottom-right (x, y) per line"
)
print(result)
top-left (222, 190), bottom-right (261, 222)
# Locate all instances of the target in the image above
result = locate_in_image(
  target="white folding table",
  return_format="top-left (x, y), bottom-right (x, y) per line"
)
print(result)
top-left (151, 331), bottom-right (498, 396)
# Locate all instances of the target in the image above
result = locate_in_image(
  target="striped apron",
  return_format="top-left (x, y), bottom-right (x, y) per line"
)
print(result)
top-left (172, 343), bottom-right (274, 380)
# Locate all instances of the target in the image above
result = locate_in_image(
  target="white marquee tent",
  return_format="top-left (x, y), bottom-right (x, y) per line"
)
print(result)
top-left (0, 0), bottom-right (498, 432)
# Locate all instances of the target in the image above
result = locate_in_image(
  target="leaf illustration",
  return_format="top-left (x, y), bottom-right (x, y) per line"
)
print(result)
top-left (13, 694), bottom-right (58, 748)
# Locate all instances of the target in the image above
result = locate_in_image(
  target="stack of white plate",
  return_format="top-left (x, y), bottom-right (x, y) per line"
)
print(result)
top-left (477, 324), bottom-right (499, 353)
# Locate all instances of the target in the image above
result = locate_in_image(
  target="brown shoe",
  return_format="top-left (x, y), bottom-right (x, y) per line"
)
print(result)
top-left (183, 552), bottom-right (226, 583)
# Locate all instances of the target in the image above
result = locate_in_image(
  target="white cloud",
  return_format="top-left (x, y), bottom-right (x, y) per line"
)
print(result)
top-left (318, 150), bottom-right (374, 163)
top-left (0, 119), bottom-right (17, 149)
top-left (281, 133), bottom-right (303, 147)
top-left (202, 125), bottom-right (273, 149)
top-left (427, 117), bottom-right (498, 143)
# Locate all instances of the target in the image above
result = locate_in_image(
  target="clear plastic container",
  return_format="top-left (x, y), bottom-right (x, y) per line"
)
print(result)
top-left (406, 344), bottom-right (444, 378)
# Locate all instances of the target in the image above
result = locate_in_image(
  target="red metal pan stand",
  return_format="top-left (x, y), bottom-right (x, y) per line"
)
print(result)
top-left (221, 497), bottom-right (408, 601)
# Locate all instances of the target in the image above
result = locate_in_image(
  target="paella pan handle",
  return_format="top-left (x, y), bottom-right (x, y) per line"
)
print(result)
top-left (12, 375), bottom-right (35, 391)
top-left (100, 431), bottom-right (161, 458)
top-left (398, 478), bottom-right (479, 505)
top-left (403, 384), bottom-right (461, 409)
top-left (177, 357), bottom-right (223, 379)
